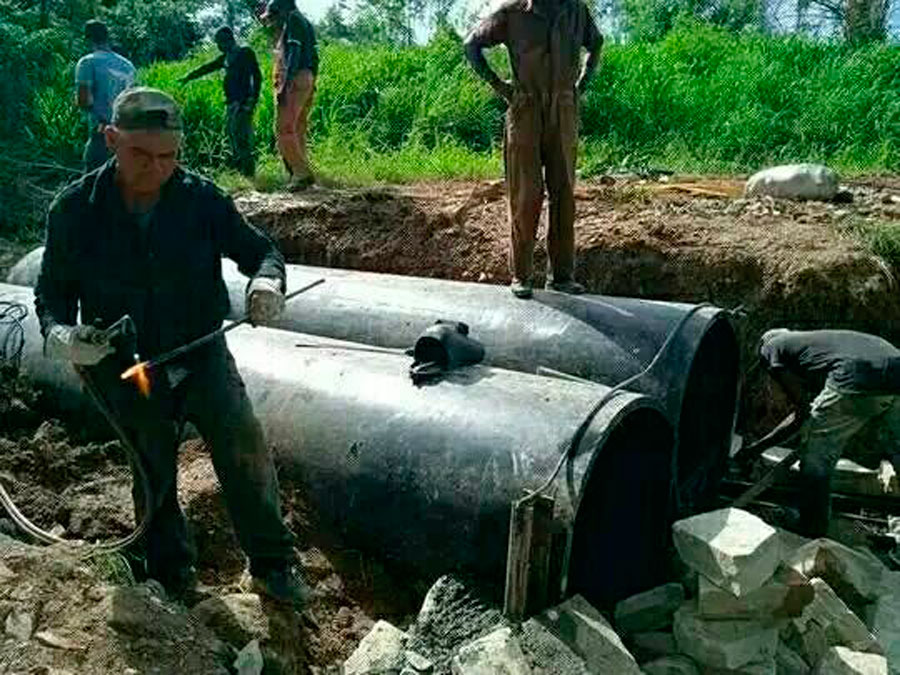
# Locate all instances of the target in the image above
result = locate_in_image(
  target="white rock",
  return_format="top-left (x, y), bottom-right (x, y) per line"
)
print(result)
top-left (34, 630), bottom-right (83, 651)
top-left (776, 641), bottom-right (810, 674)
top-left (405, 650), bottom-right (434, 673)
top-left (450, 626), bottom-right (531, 675)
top-left (345, 620), bottom-right (408, 674)
top-left (642, 655), bottom-right (700, 675)
top-left (191, 593), bottom-right (269, 648)
top-left (784, 579), bottom-right (881, 666)
top-left (673, 508), bottom-right (781, 596)
top-left (535, 594), bottom-right (641, 674)
top-left (614, 583), bottom-right (684, 633)
top-left (4, 607), bottom-right (33, 641)
top-left (628, 631), bottom-right (678, 662)
top-left (814, 646), bottom-right (887, 674)
top-left (698, 567), bottom-right (813, 620)
top-left (519, 617), bottom-right (590, 674)
top-left (745, 164), bottom-right (839, 201)
top-left (673, 601), bottom-right (778, 670)
top-left (871, 572), bottom-right (900, 674)
top-left (234, 639), bottom-right (264, 675)
top-left (786, 540), bottom-right (883, 613)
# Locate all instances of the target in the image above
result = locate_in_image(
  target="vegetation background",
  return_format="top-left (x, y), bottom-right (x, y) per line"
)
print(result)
top-left (0, 0), bottom-right (897, 238)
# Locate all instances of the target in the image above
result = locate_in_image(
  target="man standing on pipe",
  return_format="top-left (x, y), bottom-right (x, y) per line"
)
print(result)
top-left (33, 88), bottom-right (306, 607)
top-left (179, 26), bottom-right (262, 177)
top-left (262, 0), bottom-right (319, 190)
top-left (464, 0), bottom-right (603, 299)
top-left (75, 20), bottom-right (136, 173)
top-left (739, 329), bottom-right (900, 538)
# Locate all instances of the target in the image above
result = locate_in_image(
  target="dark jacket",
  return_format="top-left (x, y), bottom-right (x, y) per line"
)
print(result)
top-left (184, 46), bottom-right (262, 104)
top-left (35, 161), bottom-right (285, 360)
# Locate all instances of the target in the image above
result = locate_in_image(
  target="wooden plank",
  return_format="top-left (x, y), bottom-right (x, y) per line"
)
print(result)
top-left (526, 494), bottom-right (555, 616)
top-left (504, 494), bottom-right (534, 621)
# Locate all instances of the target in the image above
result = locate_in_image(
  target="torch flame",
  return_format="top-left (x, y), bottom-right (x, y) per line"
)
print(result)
top-left (121, 361), bottom-right (152, 398)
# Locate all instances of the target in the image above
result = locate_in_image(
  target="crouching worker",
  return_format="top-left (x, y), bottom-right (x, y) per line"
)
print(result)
top-left (739, 328), bottom-right (900, 538)
top-left (34, 87), bottom-right (307, 607)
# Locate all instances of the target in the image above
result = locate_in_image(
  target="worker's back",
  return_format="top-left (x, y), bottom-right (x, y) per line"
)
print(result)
top-left (760, 328), bottom-right (900, 394)
top-left (75, 49), bottom-right (136, 126)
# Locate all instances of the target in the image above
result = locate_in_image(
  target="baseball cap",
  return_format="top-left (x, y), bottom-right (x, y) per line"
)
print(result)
top-left (111, 87), bottom-right (183, 132)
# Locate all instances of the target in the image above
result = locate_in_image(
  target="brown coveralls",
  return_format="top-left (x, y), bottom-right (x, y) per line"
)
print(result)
top-left (470, 0), bottom-right (601, 284)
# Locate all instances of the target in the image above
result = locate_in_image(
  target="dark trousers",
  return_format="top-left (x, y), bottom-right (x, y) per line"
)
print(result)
top-left (87, 339), bottom-right (294, 583)
top-left (83, 131), bottom-right (109, 173)
top-left (226, 101), bottom-right (256, 177)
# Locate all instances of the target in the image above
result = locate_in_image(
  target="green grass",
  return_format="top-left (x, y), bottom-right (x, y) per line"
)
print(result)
top-left (28, 21), bottom-right (900, 188)
top-left (843, 218), bottom-right (900, 274)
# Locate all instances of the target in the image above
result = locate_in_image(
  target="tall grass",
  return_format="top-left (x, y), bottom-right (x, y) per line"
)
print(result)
top-left (31, 21), bottom-right (900, 188)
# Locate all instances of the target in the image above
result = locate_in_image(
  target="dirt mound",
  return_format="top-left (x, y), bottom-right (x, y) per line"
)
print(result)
top-left (237, 176), bottom-right (900, 435)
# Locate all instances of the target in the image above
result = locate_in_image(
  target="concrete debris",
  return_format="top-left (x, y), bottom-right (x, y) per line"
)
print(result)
top-left (673, 601), bottom-right (778, 670)
top-left (405, 650), bottom-right (434, 673)
top-left (642, 655), bottom-right (701, 675)
top-left (778, 530), bottom-right (813, 562)
top-left (4, 606), bottom-right (33, 641)
top-left (344, 620), bottom-right (408, 675)
top-left (815, 646), bottom-right (888, 675)
top-left (535, 594), bottom-right (641, 674)
top-left (785, 540), bottom-right (883, 619)
top-left (0, 560), bottom-right (14, 580)
top-left (776, 641), bottom-right (810, 674)
top-left (519, 619), bottom-right (591, 675)
top-left (518, 617), bottom-right (590, 675)
top-left (745, 164), bottom-right (839, 201)
top-left (450, 626), bottom-right (532, 675)
top-left (673, 508), bottom-right (781, 597)
top-left (406, 575), bottom-right (504, 673)
top-left (614, 582), bottom-right (685, 633)
top-left (628, 630), bottom-right (678, 662)
top-left (871, 571), bottom-right (900, 674)
top-left (783, 578), bottom-right (881, 667)
top-left (707, 656), bottom-right (777, 674)
top-left (698, 567), bottom-right (813, 621)
top-left (34, 630), bottom-right (84, 651)
top-left (191, 593), bottom-right (270, 648)
top-left (234, 639), bottom-right (264, 675)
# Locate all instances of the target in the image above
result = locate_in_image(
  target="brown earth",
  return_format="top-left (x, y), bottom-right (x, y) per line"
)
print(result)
top-left (0, 376), bottom-right (430, 674)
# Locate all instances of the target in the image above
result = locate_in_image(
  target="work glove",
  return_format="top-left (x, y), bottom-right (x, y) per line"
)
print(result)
top-left (247, 277), bottom-right (285, 326)
top-left (45, 324), bottom-right (115, 366)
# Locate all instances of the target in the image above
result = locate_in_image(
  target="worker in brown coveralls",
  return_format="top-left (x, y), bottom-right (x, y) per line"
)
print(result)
top-left (464, 0), bottom-right (603, 298)
top-left (34, 88), bottom-right (307, 607)
top-left (262, 0), bottom-right (319, 190)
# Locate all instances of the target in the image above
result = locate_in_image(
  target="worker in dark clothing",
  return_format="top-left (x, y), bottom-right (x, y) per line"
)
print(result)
top-left (464, 0), bottom-right (603, 298)
top-left (180, 27), bottom-right (262, 177)
top-left (34, 88), bottom-right (306, 607)
top-left (262, 0), bottom-right (319, 189)
top-left (740, 329), bottom-right (900, 538)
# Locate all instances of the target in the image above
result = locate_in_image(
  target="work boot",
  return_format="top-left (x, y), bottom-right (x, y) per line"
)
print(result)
top-left (287, 175), bottom-right (315, 192)
top-left (510, 278), bottom-right (533, 299)
top-left (545, 279), bottom-right (586, 295)
top-left (157, 565), bottom-right (197, 603)
top-left (251, 564), bottom-right (311, 610)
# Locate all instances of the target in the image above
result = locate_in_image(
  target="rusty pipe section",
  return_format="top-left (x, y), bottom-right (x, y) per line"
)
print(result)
top-left (1, 282), bottom-right (674, 607)
top-left (10, 249), bottom-right (738, 512)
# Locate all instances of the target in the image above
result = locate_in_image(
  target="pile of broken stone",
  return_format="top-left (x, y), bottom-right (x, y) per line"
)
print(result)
top-left (341, 507), bottom-right (899, 675)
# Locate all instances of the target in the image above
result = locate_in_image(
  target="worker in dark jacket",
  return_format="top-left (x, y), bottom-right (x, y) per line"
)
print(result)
top-left (34, 88), bottom-right (304, 606)
top-left (464, 0), bottom-right (602, 298)
top-left (740, 329), bottom-right (900, 537)
top-left (180, 26), bottom-right (262, 177)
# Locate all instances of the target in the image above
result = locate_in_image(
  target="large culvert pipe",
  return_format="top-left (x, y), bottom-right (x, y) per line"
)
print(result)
top-left (1, 282), bottom-right (675, 608)
top-left (10, 250), bottom-right (737, 512)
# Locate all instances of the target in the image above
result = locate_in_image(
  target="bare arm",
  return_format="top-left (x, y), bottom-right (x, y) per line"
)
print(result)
top-left (577, 5), bottom-right (603, 94)
top-left (76, 83), bottom-right (92, 110)
top-left (736, 369), bottom-right (810, 462)
top-left (180, 55), bottom-right (226, 84)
